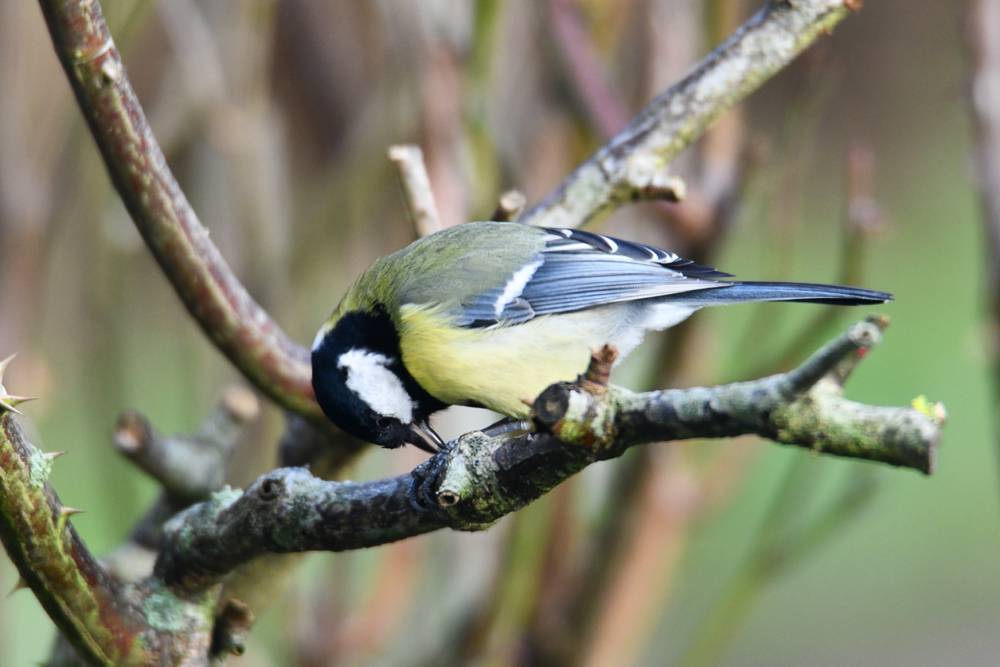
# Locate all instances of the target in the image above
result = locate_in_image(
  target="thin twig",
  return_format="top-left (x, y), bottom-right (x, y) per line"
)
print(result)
top-left (113, 387), bottom-right (258, 504)
top-left (490, 190), bottom-right (527, 222)
top-left (389, 145), bottom-right (443, 238)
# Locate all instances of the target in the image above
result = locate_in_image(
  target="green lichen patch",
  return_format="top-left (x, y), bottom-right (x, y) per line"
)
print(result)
top-left (210, 485), bottom-right (243, 506)
top-left (144, 589), bottom-right (193, 633)
top-left (26, 445), bottom-right (54, 488)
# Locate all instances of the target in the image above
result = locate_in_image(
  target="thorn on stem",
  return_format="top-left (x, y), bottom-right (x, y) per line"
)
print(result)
top-left (7, 578), bottom-right (29, 597)
top-left (0, 353), bottom-right (16, 379)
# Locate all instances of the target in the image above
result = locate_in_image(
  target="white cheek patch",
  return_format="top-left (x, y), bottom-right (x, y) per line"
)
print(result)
top-left (336, 348), bottom-right (414, 422)
top-left (495, 259), bottom-right (543, 316)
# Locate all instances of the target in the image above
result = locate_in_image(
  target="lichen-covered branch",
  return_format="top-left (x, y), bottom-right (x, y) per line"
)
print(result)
top-left (153, 319), bottom-right (944, 594)
top-left (35, 0), bottom-right (319, 420)
top-left (520, 0), bottom-right (856, 229)
top-left (542, 318), bottom-right (941, 474)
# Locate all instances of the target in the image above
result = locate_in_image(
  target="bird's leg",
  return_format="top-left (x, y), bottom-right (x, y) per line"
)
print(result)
top-left (480, 417), bottom-right (530, 438)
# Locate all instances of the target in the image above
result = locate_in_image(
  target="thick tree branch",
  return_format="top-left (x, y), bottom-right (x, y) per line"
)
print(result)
top-left (153, 319), bottom-right (943, 594)
top-left (520, 0), bottom-right (856, 229)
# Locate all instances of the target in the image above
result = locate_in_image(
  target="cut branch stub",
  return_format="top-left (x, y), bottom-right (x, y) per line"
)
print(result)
top-left (490, 190), bottom-right (528, 222)
top-left (582, 345), bottom-right (617, 390)
top-left (114, 388), bottom-right (258, 504)
top-left (532, 384), bottom-right (572, 432)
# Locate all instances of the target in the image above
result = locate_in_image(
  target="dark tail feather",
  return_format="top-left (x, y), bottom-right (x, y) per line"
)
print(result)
top-left (672, 281), bottom-right (893, 306)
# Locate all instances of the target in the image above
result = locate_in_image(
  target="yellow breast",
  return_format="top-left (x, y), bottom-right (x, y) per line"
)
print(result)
top-left (397, 304), bottom-right (634, 418)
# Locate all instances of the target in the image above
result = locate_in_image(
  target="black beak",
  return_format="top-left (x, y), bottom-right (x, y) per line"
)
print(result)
top-left (405, 421), bottom-right (445, 454)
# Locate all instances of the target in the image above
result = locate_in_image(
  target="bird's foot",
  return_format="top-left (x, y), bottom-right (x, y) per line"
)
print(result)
top-left (407, 441), bottom-right (455, 520)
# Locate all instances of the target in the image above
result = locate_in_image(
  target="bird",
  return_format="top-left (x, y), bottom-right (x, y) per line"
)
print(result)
top-left (311, 221), bottom-right (891, 452)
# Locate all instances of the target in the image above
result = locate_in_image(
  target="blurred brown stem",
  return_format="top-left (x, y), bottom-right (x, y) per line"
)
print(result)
top-left (965, 0), bottom-right (1000, 506)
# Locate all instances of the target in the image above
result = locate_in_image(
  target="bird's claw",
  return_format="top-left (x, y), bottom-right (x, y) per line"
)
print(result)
top-left (407, 442), bottom-right (454, 520)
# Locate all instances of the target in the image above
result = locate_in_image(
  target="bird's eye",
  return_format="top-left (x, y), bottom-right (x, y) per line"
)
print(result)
top-left (376, 417), bottom-right (393, 430)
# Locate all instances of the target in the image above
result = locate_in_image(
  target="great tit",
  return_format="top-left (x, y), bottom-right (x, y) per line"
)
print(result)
top-left (311, 221), bottom-right (891, 452)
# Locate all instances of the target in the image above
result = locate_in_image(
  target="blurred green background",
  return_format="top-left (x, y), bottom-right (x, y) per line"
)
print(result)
top-left (1, 0), bottom-right (996, 665)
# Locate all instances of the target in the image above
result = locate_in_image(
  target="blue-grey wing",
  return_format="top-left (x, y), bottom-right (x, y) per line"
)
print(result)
top-left (455, 228), bottom-right (731, 328)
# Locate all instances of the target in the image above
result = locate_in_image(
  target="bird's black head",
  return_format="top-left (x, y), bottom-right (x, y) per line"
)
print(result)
top-left (311, 308), bottom-right (447, 452)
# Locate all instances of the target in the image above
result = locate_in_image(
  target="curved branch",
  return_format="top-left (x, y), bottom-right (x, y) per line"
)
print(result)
top-left (36, 0), bottom-right (319, 420)
top-left (153, 318), bottom-right (944, 593)
top-left (520, 0), bottom-right (856, 229)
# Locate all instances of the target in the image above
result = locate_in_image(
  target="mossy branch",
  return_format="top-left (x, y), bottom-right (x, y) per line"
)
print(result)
top-left (0, 361), bottom-right (219, 667)
top-left (152, 318), bottom-right (943, 594)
